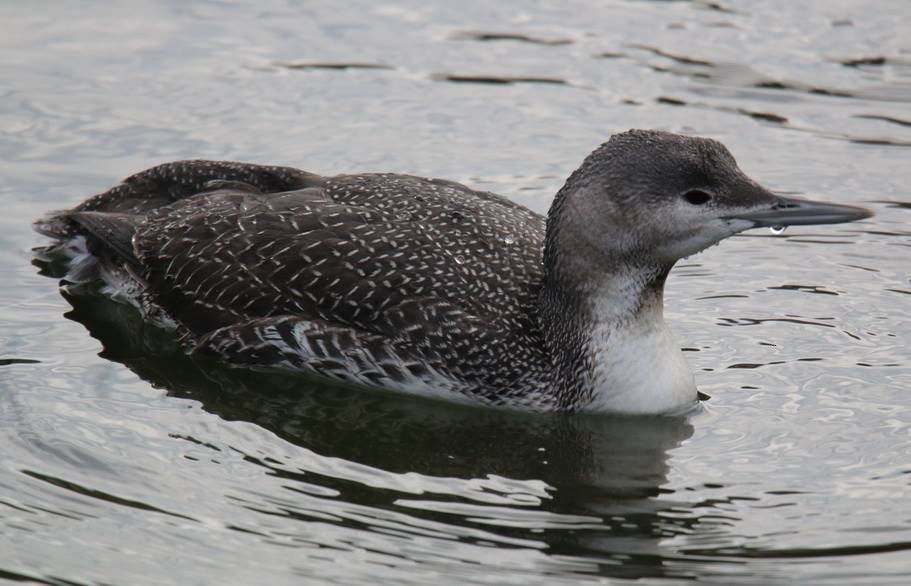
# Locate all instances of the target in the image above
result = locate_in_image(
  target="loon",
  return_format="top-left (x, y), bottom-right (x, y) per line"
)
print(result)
top-left (36, 130), bottom-right (871, 414)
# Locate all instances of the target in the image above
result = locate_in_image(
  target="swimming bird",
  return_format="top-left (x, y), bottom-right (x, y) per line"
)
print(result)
top-left (36, 130), bottom-right (871, 413)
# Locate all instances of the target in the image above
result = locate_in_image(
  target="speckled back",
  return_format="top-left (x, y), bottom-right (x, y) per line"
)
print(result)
top-left (49, 161), bottom-right (555, 406)
top-left (121, 166), bottom-right (544, 335)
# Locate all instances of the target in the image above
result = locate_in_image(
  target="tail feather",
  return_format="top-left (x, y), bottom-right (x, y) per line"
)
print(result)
top-left (33, 210), bottom-right (78, 238)
top-left (67, 211), bottom-right (142, 268)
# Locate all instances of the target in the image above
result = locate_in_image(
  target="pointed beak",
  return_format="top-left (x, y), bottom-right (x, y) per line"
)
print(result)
top-left (723, 195), bottom-right (873, 227)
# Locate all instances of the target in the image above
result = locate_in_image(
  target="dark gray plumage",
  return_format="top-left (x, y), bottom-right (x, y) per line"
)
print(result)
top-left (35, 130), bottom-right (871, 413)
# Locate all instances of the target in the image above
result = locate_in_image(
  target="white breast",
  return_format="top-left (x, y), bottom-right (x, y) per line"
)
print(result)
top-left (583, 297), bottom-right (698, 414)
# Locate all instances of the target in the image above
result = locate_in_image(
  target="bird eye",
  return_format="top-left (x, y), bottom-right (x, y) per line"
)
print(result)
top-left (683, 189), bottom-right (712, 205)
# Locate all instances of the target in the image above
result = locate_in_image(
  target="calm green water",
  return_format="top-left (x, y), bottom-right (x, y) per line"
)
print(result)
top-left (2, 1), bottom-right (910, 584)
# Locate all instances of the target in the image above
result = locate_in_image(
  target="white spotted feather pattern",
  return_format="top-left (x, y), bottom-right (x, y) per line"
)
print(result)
top-left (39, 160), bottom-right (558, 410)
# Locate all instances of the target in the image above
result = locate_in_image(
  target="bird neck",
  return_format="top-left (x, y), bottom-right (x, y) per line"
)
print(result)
top-left (539, 221), bottom-right (698, 413)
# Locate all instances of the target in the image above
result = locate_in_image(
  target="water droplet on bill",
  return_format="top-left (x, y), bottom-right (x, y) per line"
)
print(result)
top-left (769, 225), bottom-right (786, 235)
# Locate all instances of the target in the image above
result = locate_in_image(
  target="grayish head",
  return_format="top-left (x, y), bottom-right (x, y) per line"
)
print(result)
top-left (544, 129), bottom-right (871, 278)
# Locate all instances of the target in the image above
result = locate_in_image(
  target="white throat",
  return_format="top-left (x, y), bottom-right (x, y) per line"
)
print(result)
top-left (579, 273), bottom-right (698, 414)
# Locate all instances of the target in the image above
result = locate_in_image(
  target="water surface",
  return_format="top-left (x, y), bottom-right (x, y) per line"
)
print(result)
top-left (1, 1), bottom-right (910, 584)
